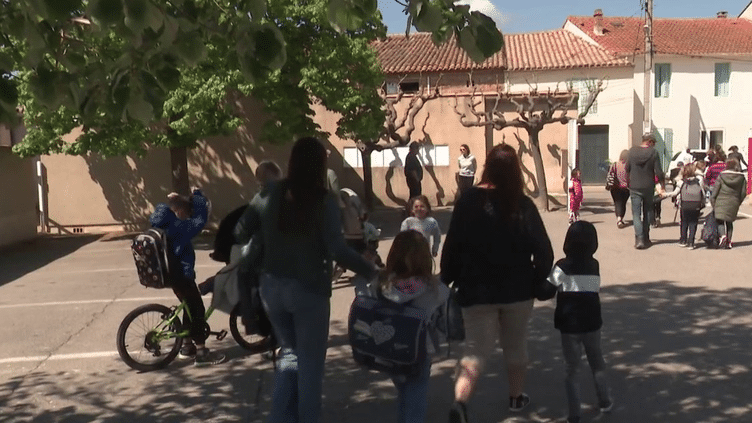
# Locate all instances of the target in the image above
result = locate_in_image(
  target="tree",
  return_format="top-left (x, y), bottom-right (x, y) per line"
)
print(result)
top-left (1, 0), bottom-right (504, 194)
top-left (354, 75), bottom-right (442, 209)
top-left (0, 0), bottom-right (504, 128)
top-left (453, 79), bottom-right (605, 211)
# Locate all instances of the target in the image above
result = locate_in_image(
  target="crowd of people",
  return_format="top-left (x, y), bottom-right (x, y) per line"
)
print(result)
top-left (605, 136), bottom-right (748, 249)
top-left (149, 134), bottom-right (746, 423)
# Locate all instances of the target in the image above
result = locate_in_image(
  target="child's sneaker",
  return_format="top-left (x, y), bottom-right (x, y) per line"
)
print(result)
top-left (194, 348), bottom-right (226, 367)
top-left (719, 235), bottom-right (728, 249)
top-left (448, 401), bottom-right (469, 423)
top-left (599, 399), bottom-right (614, 413)
top-left (179, 342), bottom-right (196, 358)
top-left (509, 393), bottom-right (530, 412)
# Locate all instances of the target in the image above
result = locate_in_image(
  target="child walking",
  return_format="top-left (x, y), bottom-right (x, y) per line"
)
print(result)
top-left (664, 163), bottom-right (704, 249)
top-left (373, 230), bottom-right (450, 423)
top-left (547, 221), bottom-right (612, 423)
top-left (401, 195), bottom-right (442, 257)
top-left (568, 168), bottom-right (583, 224)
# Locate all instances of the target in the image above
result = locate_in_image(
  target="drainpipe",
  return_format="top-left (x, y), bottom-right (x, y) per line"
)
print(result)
top-left (36, 157), bottom-right (47, 233)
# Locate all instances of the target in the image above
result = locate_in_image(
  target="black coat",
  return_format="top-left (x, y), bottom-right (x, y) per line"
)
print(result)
top-left (440, 187), bottom-right (554, 307)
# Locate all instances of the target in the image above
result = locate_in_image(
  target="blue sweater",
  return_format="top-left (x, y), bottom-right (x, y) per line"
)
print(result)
top-left (149, 190), bottom-right (208, 281)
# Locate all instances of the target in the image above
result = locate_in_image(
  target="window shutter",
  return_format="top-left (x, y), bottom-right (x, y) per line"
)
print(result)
top-left (715, 63), bottom-right (730, 97)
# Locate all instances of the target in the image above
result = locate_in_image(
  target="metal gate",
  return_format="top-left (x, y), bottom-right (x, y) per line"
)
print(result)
top-left (578, 125), bottom-right (609, 184)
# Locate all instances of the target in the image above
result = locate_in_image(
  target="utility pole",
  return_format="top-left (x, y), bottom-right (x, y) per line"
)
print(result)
top-left (642, 0), bottom-right (653, 136)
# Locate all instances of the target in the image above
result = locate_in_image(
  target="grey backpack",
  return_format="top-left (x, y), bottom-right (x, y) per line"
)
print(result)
top-left (680, 179), bottom-right (703, 211)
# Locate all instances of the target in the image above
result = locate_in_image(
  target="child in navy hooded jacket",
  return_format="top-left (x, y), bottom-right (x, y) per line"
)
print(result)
top-left (547, 221), bottom-right (612, 423)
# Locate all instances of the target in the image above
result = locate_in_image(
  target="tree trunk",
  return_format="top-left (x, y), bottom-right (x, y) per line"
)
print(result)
top-left (528, 129), bottom-right (549, 211)
top-left (362, 147), bottom-right (374, 211)
top-left (170, 146), bottom-right (190, 195)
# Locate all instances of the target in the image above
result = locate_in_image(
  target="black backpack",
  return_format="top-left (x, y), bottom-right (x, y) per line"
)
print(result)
top-left (680, 179), bottom-right (703, 211)
top-left (131, 228), bottom-right (173, 289)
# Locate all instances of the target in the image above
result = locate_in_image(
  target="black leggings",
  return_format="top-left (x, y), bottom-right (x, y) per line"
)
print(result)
top-left (610, 188), bottom-right (630, 219)
top-left (171, 276), bottom-right (207, 344)
top-left (716, 219), bottom-right (734, 241)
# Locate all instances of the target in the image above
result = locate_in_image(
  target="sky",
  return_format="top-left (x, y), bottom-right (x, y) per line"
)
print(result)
top-left (378, 0), bottom-right (752, 35)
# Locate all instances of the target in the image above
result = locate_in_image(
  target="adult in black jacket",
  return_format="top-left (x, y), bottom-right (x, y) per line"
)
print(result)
top-left (441, 144), bottom-right (554, 422)
top-left (625, 133), bottom-right (665, 249)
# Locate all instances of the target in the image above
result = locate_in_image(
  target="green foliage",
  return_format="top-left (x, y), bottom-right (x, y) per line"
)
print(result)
top-left (3, 0), bottom-right (503, 158)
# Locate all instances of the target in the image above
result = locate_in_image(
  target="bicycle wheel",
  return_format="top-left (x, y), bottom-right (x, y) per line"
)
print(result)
top-left (229, 306), bottom-right (275, 353)
top-left (116, 304), bottom-right (184, 372)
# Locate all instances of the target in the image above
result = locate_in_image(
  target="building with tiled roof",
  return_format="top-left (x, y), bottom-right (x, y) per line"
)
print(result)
top-left (371, 30), bottom-right (630, 75)
top-left (565, 10), bottom-right (752, 175)
top-left (566, 15), bottom-right (752, 56)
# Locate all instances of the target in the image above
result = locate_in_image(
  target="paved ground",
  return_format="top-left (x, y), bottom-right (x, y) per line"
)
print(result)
top-left (2, 186), bottom-right (752, 423)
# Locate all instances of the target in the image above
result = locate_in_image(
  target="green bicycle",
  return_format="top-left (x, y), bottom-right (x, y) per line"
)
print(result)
top-left (116, 301), bottom-right (274, 372)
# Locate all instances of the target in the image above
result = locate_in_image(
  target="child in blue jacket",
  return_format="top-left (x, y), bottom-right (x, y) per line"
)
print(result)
top-left (150, 188), bottom-right (224, 366)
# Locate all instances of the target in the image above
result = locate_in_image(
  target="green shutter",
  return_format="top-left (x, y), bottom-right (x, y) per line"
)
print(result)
top-left (715, 63), bottom-right (730, 97)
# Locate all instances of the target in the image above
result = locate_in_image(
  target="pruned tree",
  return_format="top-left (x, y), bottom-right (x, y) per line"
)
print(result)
top-left (453, 77), bottom-right (605, 211)
top-left (354, 74), bottom-right (442, 209)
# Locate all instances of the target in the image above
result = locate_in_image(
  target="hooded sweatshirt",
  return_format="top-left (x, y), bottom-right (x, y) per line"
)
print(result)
top-left (149, 189), bottom-right (208, 281)
top-left (711, 170), bottom-right (748, 222)
top-left (626, 145), bottom-right (665, 191)
top-left (547, 221), bottom-right (602, 334)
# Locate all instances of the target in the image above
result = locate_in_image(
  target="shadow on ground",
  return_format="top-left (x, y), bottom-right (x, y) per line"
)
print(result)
top-left (0, 235), bottom-right (102, 288)
top-left (4, 282), bottom-right (752, 422)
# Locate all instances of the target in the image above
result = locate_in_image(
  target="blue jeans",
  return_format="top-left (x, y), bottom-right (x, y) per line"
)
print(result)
top-left (391, 359), bottom-right (432, 423)
top-left (561, 331), bottom-right (611, 420)
top-left (630, 189), bottom-right (654, 238)
top-left (260, 274), bottom-right (331, 423)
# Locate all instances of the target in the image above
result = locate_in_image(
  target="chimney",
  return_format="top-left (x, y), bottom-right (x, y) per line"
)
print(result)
top-left (594, 9), bottom-right (604, 36)
top-left (717, 11), bottom-right (728, 18)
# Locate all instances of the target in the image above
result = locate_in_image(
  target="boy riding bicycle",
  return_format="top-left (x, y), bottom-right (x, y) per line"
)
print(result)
top-left (150, 188), bottom-right (225, 366)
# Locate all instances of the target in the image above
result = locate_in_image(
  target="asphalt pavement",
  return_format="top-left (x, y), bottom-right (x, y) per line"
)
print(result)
top-left (2, 186), bottom-right (752, 423)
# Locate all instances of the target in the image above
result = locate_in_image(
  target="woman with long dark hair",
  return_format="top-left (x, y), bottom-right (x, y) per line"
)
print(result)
top-left (441, 143), bottom-right (554, 422)
top-left (235, 137), bottom-right (377, 423)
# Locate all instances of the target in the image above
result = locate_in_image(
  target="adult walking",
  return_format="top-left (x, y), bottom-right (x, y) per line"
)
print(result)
top-left (457, 143), bottom-right (477, 198)
top-left (728, 146), bottom-right (748, 172)
top-left (441, 144), bottom-right (554, 423)
top-left (234, 137), bottom-right (378, 423)
top-left (626, 134), bottom-right (665, 249)
top-left (608, 150), bottom-right (630, 228)
top-left (711, 158), bottom-right (747, 249)
top-left (405, 141), bottom-right (424, 199)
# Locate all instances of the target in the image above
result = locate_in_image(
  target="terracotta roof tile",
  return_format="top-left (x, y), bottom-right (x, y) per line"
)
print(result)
top-left (371, 30), bottom-right (630, 75)
top-left (567, 16), bottom-right (752, 56)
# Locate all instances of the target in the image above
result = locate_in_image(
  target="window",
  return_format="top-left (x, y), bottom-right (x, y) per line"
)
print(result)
top-left (343, 145), bottom-right (450, 168)
top-left (700, 130), bottom-right (724, 150)
top-left (385, 81), bottom-right (421, 95)
top-left (654, 63), bottom-right (671, 98)
top-left (715, 63), bottom-right (730, 97)
top-left (571, 79), bottom-right (598, 115)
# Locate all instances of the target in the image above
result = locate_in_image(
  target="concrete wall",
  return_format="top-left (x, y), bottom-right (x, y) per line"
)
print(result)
top-left (0, 149), bottom-right (37, 247)
top-left (38, 65), bottom-right (641, 231)
top-left (40, 99), bottom-right (292, 233)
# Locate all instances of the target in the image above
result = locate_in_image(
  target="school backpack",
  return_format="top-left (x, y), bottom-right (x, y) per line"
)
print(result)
top-left (131, 228), bottom-right (173, 289)
top-left (348, 295), bottom-right (428, 377)
top-left (680, 179), bottom-right (703, 211)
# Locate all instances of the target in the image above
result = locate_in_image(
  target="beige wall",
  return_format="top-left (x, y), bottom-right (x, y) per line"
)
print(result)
top-left (0, 149), bottom-right (37, 246)
top-left (40, 75), bottom-right (581, 232)
top-left (41, 99), bottom-right (292, 233)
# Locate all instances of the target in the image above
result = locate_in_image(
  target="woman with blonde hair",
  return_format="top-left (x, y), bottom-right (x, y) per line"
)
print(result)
top-left (441, 143), bottom-right (554, 422)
